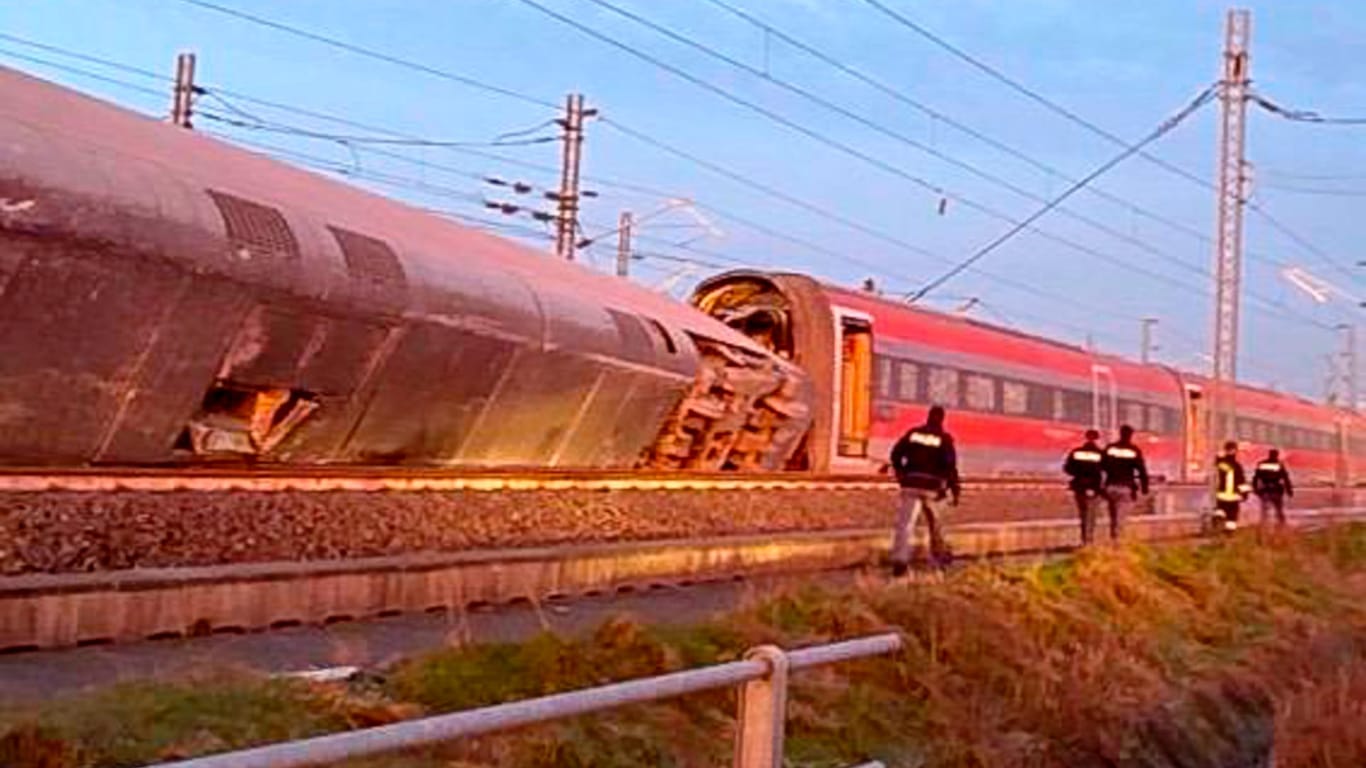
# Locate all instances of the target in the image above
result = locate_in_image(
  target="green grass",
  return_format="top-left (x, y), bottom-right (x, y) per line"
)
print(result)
top-left (5, 524), bottom-right (1366, 768)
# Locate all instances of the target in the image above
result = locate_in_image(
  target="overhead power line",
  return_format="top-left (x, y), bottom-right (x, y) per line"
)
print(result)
top-left (516, 0), bottom-right (1227, 314)
top-left (583, 0), bottom-right (1213, 283)
top-left (911, 84), bottom-right (1219, 301)
top-left (854, 0), bottom-right (1358, 296)
top-left (1250, 93), bottom-right (1366, 125)
top-left (516, 0), bottom-right (1350, 332)
top-left (198, 111), bottom-right (557, 148)
top-left (174, 0), bottom-right (558, 109)
top-left (857, 0), bottom-right (1216, 192)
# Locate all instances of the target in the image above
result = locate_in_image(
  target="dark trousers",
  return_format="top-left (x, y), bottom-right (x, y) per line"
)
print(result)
top-left (1102, 486), bottom-right (1132, 541)
top-left (1073, 489), bottom-right (1100, 544)
top-left (1215, 499), bottom-right (1241, 526)
top-left (1257, 493), bottom-right (1287, 526)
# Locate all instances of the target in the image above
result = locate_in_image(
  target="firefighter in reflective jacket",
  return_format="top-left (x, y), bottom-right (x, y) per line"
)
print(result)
top-left (1063, 429), bottom-right (1105, 545)
top-left (1100, 424), bottom-right (1149, 542)
top-left (889, 405), bottom-right (961, 576)
top-left (1213, 441), bottom-right (1251, 532)
top-left (1251, 448), bottom-right (1293, 528)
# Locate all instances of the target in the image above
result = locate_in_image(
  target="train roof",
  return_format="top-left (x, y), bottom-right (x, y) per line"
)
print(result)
top-left (0, 66), bottom-right (772, 357)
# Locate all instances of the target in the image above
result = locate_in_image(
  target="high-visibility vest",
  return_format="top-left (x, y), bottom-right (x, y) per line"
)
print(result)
top-left (1215, 462), bottom-right (1243, 502)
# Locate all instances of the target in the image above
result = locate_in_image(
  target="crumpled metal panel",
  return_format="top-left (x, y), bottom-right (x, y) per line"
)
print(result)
top-left (0, 244), bottom-right (184, 461)
top-left (336, 324), bottom-right (522, 464)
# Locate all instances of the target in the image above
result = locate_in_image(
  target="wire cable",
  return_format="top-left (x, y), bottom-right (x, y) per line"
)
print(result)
top-left (590, 0), bottom-right (1208, 282)
top-left (174, 0), bottom-right (558, 109)
top-left (910, 84), bottom-right (1219, 301)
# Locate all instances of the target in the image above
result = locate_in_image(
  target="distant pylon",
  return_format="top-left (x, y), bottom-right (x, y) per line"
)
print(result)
top-left (1209, 8), bottom-right (1250, 457)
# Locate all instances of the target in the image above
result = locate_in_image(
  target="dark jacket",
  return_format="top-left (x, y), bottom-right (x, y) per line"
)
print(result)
top-left (891, 424), bottom-right (960, 497)
top-left (1252, 458), bottom-right (1292, 497)
top-left (1064, 441), bottom-right (1105, 492)
top-left (1215, 456), bottom-right (1249, 502)
top-left (1102, 440), bottom-right (1149, 494)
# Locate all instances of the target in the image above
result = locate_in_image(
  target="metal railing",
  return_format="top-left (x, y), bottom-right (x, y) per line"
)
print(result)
top-left (149, 633), bottom-right (903, 768)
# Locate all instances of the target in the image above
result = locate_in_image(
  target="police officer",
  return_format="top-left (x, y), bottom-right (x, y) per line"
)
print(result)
top-left (1213, 441), bottom-right (1250, 533)
top-left (1251, 448), bottom-right (1292, 528)
top-left (889, 405), bottom-right (961, 576)
top-left (1064, 429), bottom-right (1105, 545)
top-left (1101, 424), bottom-right (1149, 542)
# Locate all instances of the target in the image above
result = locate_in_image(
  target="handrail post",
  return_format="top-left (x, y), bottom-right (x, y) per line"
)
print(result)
top-left (733, 644), bottom-right (789, 768)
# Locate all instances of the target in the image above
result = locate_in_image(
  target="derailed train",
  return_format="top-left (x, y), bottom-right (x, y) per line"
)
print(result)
top-left (0, 67), bottom-right (808, 472)
top-left (1, 67), bottom-right (1362, 483)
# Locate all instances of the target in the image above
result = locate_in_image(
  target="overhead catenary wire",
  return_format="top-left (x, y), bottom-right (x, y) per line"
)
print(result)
top-left (6, 10), bottom-right (1181, 342)
top-left (517, 0), bottom-right (1220, 302)
top-left (858, 0), bottom-right (1357, 290)
top-left (514, 0), bottom-right (1338, 332)
top-left (0, 24), bottom-right (1289, 358)
top-left (198, 111), bottom-right (557, 148)
top-left (1250, 93), bottom-right (1366, 126)
top-left (174, 0), bottom-right (558, 110)
top-left (699, 0), bottom-right (1220, 247)
top-left (585, 0), bottom-right (1212, 283)
top-left (909, 84), bottom-right (1219, 301)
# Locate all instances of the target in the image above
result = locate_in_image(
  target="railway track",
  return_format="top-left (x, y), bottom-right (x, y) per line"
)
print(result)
top-left (0, 466), bottom-right (1050, 493)
top-left (3, 506), bottom-right (1363, 653)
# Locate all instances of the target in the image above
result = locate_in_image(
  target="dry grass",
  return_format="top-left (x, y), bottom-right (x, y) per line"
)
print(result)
top-left (3, 525), bottom-right (1364, 767)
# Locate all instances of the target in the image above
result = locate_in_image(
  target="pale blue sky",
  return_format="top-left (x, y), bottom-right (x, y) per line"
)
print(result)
top-left (4, 1), bottom-right (1364, 399)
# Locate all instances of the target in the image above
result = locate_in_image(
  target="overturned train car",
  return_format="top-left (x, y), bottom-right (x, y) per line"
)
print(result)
top-left (0, 67), bottom-right (809, 470)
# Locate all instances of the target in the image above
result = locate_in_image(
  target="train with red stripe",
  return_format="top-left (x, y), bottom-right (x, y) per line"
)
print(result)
top-left (693, 271), bottom-right (1366, 485)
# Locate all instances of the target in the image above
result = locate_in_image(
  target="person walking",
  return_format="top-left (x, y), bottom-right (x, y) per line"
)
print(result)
top-left (1063, 429), bottom-right (1105, 545)
top-left (889, 405), bottom-right (961, 576)
top-left (1251, 448), bottom-right (1293, 528)
top-left (1213, 441), bottom-right (1251, 533)
top-left (1100, 424), bottom-right (1149, 543)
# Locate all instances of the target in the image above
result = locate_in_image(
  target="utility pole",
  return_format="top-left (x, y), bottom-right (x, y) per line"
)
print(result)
top-left (1140, 317), bottom-right (1159, 364)
top-left (1336, 323), bottom-right (1358, 411)
top-left (169, 51), bottom-right (197, 129)
top-left (553, 93), bottom-right (595, 261)
top-left (616, 211), bottom-right (633, 277)
top-left (1209, 8), bottom-right (1251, 455)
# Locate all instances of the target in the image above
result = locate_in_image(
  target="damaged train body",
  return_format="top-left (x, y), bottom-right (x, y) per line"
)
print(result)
top-left (0, 67), bottom-right (809, 470)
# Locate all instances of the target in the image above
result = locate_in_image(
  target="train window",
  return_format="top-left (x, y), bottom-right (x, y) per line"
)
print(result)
top-left (927, 367), bottom-right (959, 407)
top-left (1121, 401), bottom-right (1144, 432)
top-left (1026, 384), bottom-right (1053, 419)
top-left (1061, 390), bottom-right (1093, 425)
top-left (1002, 381), bottom-right (1028, 415)
top-left (874, 356), bottom-right (893, 399)
top-left (965, 374), bottom-right (996, 412)
top-left (1052, 390), bottom-right (1066, 421)
top-left (896, 361), bottom-right (921, 402)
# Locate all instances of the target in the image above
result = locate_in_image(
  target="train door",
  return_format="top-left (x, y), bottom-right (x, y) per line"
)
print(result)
top-left (1184, 385), bottom-right (1206, 480)
top-left (834, 311), bottom-right (873, 460)
top-left (1091, 364), bottom-right (1117, 435)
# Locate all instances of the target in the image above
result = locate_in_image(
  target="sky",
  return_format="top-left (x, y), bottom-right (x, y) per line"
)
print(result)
top-left (3, 0), bottom-right (1365, 400)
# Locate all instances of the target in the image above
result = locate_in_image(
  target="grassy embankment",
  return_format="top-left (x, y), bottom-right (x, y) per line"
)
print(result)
top-left (3, 525), bottom-right (1365, 767)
